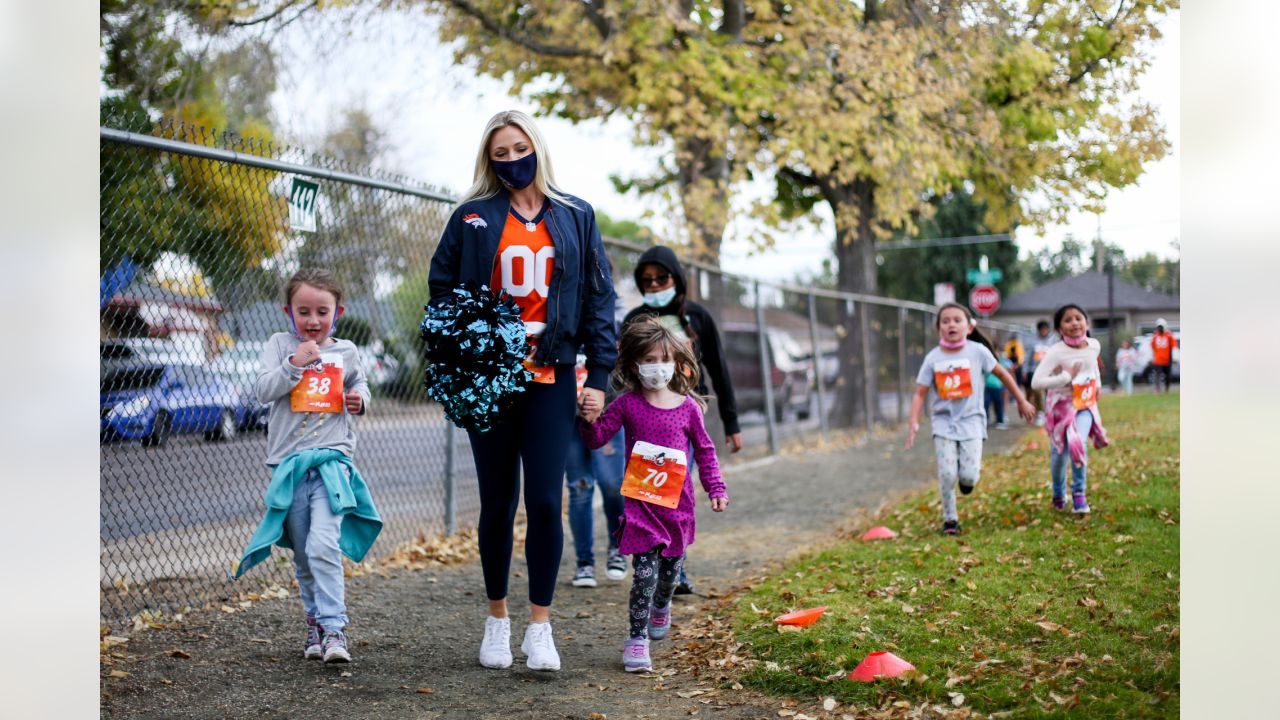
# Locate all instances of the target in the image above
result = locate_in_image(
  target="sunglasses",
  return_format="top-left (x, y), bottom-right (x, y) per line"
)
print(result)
top-left (639, 274), bottom-right (672, 287)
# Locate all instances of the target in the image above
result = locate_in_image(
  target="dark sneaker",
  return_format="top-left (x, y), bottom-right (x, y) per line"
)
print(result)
top-left (572, 564), bottom-right (598, 588)
top-left (322, 629), bottom-right (351, 663)
top-left (1072, 492), bottom-right (1091, 514)
top-left (1052, 495), bottom-right (1067, 511)
top-left (605, 548), bottom-right (627, 581)
top-left (304, 615), bottom-right (323, 660)
top-left (959, 482), bottom-right (975, 495)
top-left (622, 637), bottom-right (652, 672)
top-left (648, 604), bottom-right (672, 641)
top-left (673, 568), bottom-right (695, 596)
top-left (942, 520), bottom-right (961, 535)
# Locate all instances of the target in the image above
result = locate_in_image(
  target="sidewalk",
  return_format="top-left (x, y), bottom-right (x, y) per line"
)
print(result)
top-left (101, 423), bottom-right (1026, 719)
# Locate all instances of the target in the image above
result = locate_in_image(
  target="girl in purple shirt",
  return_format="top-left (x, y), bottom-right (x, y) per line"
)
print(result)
top-left (580, 316), bottom-right (727, 672)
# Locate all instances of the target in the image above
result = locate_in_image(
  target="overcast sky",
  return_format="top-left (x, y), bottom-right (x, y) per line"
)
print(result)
top-left (266, 6), bottom-right (1179, 283)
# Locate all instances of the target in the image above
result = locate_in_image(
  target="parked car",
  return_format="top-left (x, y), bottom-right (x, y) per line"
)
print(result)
top-left (721, 324), bottom-right (813, 421)
top-left (1132, 331), bottom-right (1181, 383)
top-left (100, 363), bottom-right (260, 445)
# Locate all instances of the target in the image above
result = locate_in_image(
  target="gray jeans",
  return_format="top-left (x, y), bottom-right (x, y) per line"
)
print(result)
top-left (934, 437), bottom-right (983, 523)
top-left (283, 468), bottom-right (347, 630)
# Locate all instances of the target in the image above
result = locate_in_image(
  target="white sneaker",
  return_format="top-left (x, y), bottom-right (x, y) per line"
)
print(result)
top-left (521, 621), bottom-right (561, 671)
top-left (479, 615), bottom-right (513, 669)
top-left (605, 549), bottom-right (627, 581)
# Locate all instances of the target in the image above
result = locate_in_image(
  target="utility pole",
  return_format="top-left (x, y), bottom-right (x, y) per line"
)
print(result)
top-left (1099, 216), bottom-right (1117, 390)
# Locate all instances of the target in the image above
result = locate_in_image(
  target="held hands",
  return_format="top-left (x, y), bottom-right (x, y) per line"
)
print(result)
top-left (579, 387), bottom-right (604, 423)
top-left (710, 496), bottom-right (729, 512)
top-left (726, 432), bottom-right (743, 454)
top-left (344, 390), bottom-right (363, 414)
top-left (291, 340), bottom-right (321, 368)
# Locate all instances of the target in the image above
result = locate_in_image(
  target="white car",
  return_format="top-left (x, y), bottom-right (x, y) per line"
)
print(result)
top-left (1132, 332), bottom-right (1180, 382)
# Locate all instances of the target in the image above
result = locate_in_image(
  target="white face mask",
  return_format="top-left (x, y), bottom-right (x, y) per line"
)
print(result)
top-left (641, 287), bottom-right (677, 308)
top-left (637, 362), bottom-right (676, 390)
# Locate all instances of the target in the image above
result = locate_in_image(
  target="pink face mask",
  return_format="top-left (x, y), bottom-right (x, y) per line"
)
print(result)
top-left (939, 337), bottom-right (967, 350)
top-left (1063, 334), bottom-right (1087, 348)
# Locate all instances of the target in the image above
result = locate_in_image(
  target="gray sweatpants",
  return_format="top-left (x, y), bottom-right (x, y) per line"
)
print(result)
top-left (934, 437), bottom-right (983, 523)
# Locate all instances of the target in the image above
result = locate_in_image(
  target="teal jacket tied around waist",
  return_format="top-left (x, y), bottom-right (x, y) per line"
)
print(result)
top-left (234, 448), bottom-right (382, 579)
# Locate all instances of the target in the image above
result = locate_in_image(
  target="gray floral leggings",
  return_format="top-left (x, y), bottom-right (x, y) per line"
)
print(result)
top-left (934, 437), bottom-right (983, 522)
top-left (628, 549), bottom-right (685, 639)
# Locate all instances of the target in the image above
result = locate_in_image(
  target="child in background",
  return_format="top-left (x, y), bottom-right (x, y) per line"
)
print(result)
top-left (984, 359), bottom-right (1009, 430)
top-left (235, 268), bottom-right (382, 664)
top-left (579, 316), bottom-right (727, 672)
top-left (907, 304), bottom-right (1034, 534)
top-left (1031, 304), bottom-right (1110, 514)
top-left (1115, 339), bottom-right (1139, 396)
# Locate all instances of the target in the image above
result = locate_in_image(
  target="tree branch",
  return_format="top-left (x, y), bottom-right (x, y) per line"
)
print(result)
top-left (445, 0), bottom-right (604, 59)
top-left (579, 0), bottom-right (613, 41)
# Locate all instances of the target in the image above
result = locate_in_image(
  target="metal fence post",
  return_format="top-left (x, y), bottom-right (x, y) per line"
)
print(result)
top-left (444, 421), bottom-right (457, 535)
top-left (755, 281), bottom-right (780, 456)
top-left (897, 306), bottom-right (907, 425)
top-left (807, 292), bottom-right (829, 441)
top-left (859, 300), bottom-right (874, 432)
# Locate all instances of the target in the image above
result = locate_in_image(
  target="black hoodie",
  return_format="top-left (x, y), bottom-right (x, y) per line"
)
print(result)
top-left (622, 246), bottom-right (740, 436)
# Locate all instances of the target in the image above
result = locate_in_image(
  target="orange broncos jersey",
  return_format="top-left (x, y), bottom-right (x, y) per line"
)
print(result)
top-left (492, 211), bottom-right (555, 338)
top-left (1151, 331), bottom-right (1177, 366)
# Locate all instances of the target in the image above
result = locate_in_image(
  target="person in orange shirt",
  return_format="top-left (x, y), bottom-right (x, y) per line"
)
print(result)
top-left (1149, 319), bottom-right (1177, 394)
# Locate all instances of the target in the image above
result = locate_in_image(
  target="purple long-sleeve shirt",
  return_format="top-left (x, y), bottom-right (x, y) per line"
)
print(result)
top-left (580, 391), bottom-right (726, 557)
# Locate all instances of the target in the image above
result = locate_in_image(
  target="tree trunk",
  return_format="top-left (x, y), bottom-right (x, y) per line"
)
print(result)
top-left (823, 175), bottom-right (883, 429)
top-left (676, 133), bottom-right (730, 310)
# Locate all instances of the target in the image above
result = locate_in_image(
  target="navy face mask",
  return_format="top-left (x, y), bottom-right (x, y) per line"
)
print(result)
top-left (492, 152), bottom-right (538, 190)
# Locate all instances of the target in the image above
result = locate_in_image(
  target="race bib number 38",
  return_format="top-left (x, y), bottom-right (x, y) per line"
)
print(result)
top-left (621, 440), bottom-right (688, 509)
top-left (934, 358), bottom-right (973, 400)
top-left (291, 353), bottom-right (344, 413)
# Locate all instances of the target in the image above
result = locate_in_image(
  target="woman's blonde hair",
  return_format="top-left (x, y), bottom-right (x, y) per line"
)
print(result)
top-left (458, 110), bottom-right (579, 209)
top-left (613, 316), bottom-right (706, 411)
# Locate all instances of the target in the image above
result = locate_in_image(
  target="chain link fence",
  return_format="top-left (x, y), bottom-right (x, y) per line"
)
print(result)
top-left (99, 111), bottom-right (1029, 626)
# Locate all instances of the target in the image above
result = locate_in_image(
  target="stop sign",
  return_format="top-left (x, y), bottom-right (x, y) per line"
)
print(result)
top-left (969, 284), bottom-right (1001, 316)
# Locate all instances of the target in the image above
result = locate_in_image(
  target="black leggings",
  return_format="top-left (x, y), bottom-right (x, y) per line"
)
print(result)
top-left (467, 364), bottom-right (576, 607)
top-left (628, 549), bottom-right (685, 638)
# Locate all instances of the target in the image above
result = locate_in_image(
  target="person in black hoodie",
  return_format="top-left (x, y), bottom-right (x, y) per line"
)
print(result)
top-left (621, 246), bottom-right (742, 594)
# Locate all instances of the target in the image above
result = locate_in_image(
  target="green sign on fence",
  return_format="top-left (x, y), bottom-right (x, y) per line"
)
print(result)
top-left (966, 267), bottom-right (1003, 284)
top-left (288, 177), bottom-right (319, 232)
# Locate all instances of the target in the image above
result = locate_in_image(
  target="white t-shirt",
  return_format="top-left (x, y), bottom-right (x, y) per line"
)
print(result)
top-left (916, 342), bottom-right (998, 441)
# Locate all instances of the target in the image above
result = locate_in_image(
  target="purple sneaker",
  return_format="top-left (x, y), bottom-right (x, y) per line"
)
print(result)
top-left (322, 629), bottom-right (351, 663)
top-left (1052, 495), bottom-right (1067, 511)
top-left (942, 520), bottom-right (960, 535)
top-left (648, 604), bottom-right (672, 641)
top-left (622, 637), bottom-right (652, 672)
top-left (304, 615), bottom-right (323, 659)
top-left (1072, 493), bottom-right (1091, 514)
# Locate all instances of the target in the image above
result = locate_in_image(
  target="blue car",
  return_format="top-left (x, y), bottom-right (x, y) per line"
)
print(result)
top-left (100, 364), bottom-right (258, 446)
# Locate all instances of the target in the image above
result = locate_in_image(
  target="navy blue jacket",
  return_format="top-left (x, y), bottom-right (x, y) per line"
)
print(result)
top-left (428, 189), bottom-right (618, 391)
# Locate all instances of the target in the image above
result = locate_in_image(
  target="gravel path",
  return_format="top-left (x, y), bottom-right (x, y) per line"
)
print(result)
top-left (101, 424), bottom-right (1025, 719)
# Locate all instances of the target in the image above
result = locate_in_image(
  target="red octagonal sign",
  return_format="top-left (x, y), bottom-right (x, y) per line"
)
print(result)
top-left (969, 284), bottom-right (1001, 316)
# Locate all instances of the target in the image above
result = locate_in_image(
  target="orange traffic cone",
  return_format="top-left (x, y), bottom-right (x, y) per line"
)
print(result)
top-left (848, 651), bottom-right (916, 681)
top-left (862, 526), bottom-right (898, 540)
top-left (774, 606), bottom-right (829, 627)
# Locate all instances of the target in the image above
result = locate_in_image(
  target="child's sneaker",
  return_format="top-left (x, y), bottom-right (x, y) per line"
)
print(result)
top-left (521, 621), bottom-right (561, 671)
top-left (1072, 492), bottom-right (1091, 514)
top-left (958, 481), bottom-right (975, 495)
top-left (321, 629), bottom-right (351, 663)
top-left (605, 549), bottom-right (627, 580)
top-left (942, 520), bottom-right (961, 535)
top-left (1052, 495), bottom-right (1067, 511)
top-left (623, 637), bottom-right (652, 672)
top-left (995, 421), bottom-right (1009, 430)
top-left (304, 615), bottom-right (323, 660)
top-left (479, 615), bottom-right (513, 669)
top-left (572, 564), bottom-right (598, 588)
top-left (648, 603), bottom-right (672, 641)
top-left (673, 568), bottom-right (695, 596)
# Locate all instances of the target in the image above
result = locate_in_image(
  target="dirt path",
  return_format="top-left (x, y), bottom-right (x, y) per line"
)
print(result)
top-left (101, 425), bottom-right (1026, 719)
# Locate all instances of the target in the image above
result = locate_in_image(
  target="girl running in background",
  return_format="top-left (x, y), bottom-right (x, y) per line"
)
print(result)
top-left (579, 316), bottom-right (727, 672)
top-left (907, 303), bottom-right (1034, 534)
top-left (1032, 304), bottom-right (1110, 514)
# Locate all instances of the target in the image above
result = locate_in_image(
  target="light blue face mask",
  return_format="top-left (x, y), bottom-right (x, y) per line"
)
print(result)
top-left (641, 287), bottom-right (677, 308)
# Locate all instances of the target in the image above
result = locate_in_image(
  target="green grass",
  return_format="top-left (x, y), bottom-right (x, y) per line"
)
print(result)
top-left (732, 394), bottom-right (1179, 717)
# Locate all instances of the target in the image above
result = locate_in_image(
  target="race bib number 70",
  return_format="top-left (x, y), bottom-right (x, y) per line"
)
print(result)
top-left (933, 358), bottom-right (973, 400)
top-left (291, 353), bottom-right (344, 413)
top-left (621, 441), bottom-right (688, 509)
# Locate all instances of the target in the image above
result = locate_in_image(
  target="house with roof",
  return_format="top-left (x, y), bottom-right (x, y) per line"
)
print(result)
top-left (994, 271), bottom-right (1179, 336)
top-left (101, 280), bottom-right (226, 362)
